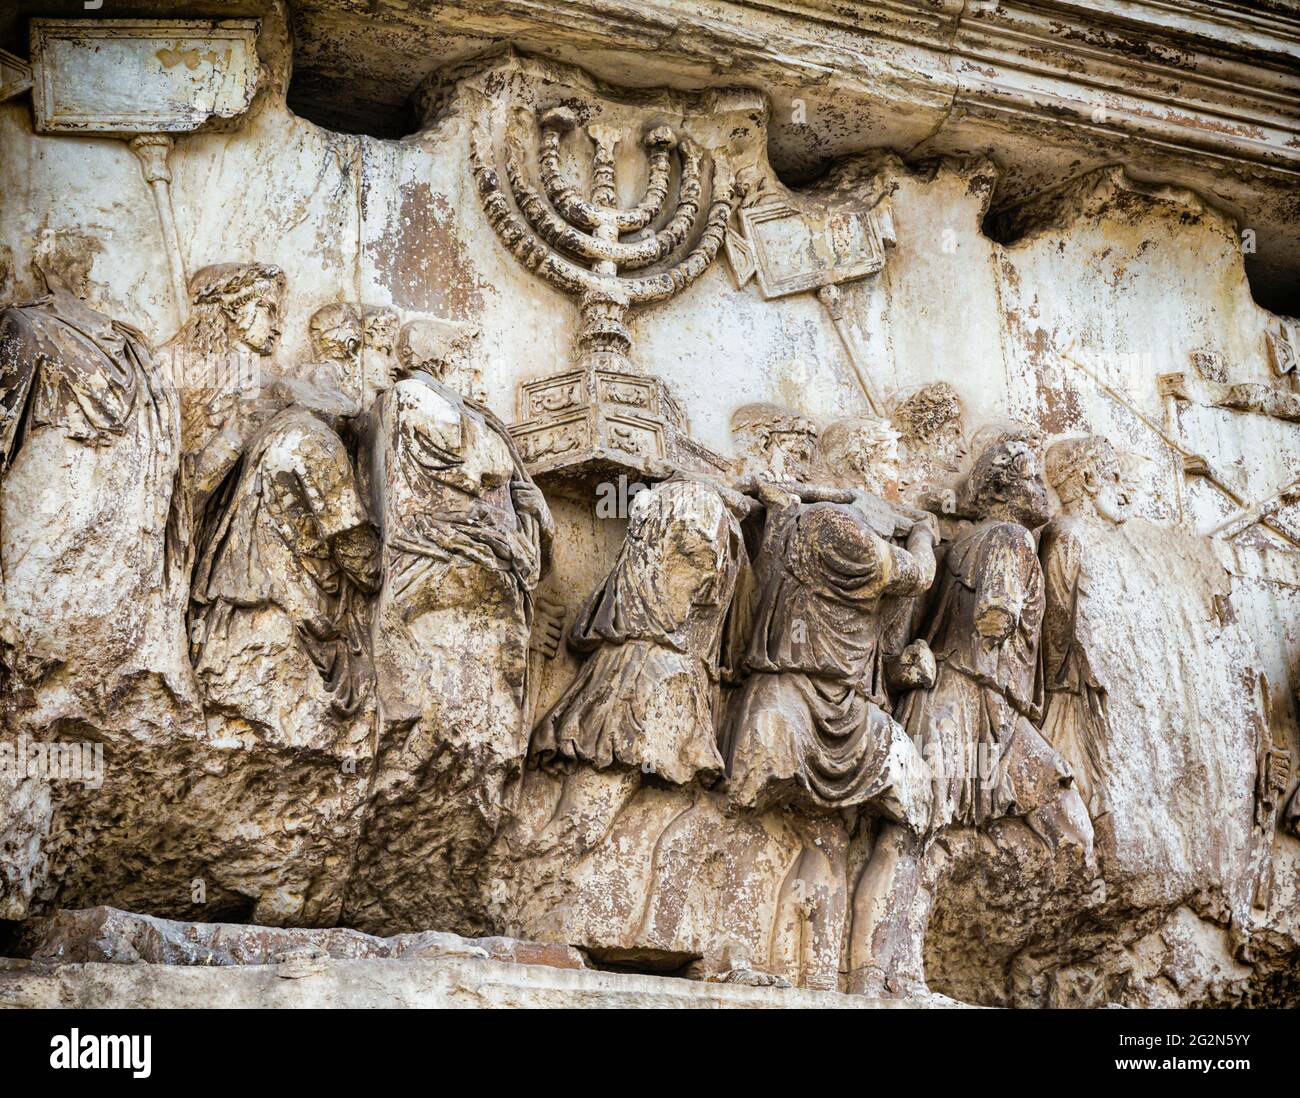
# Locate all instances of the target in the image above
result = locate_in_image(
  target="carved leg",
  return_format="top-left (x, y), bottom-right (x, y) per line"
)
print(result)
top-left (847, 822), bottom-right (938, 998)
top-left (797, 834), bottom-right (847, 992)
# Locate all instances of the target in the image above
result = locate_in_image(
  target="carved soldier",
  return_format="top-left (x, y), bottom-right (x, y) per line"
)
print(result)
top-left (896, 433), bottom-right (1085, 835)
top-left (530, 476), bottom-right (745, 786)
top-left (0, 266), bottom-right (184, 698)
top-left (188, 366), bottom-right (380, 753)
top-left (307, 302), bottom-right (363, 372)
top-left (1039, 435), bottom-right (1134, 818)
top-left (722, 416), bottom-right (935, 824)
top-left (345, 317), bottom-right (554, 932)
top-left (849, 434), bottom-right (1093, 997)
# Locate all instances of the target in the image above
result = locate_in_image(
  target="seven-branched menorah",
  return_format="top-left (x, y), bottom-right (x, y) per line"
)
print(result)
top-left (470, 105), bottom-right (742, 373)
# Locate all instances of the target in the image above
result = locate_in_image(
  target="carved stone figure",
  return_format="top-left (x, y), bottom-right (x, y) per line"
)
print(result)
top-left (530, 476), bottom-right (745, 785)
top-left (307, 302), bottom-right (362, 371)
top-left (344, 317), bottom-right (554, 935)
top-left (849, 434), bottom-right (1093, 998)
top-left (0, 270), bottom-right (189, 921)
top-left (899, 434), bottom-right (1084, 837)
top-left (1039, 435), bottom-right (1134, 818)
top-left (188, 368), bottom-right (380, 755)
top-left (0, 274), bottom-right (184, 706)
top-left (360, 305), bottom-right (400, 408)
top-left (722, 418), bottom-right (935, 823)
top-left (169, 263), bottom-right (285, 459)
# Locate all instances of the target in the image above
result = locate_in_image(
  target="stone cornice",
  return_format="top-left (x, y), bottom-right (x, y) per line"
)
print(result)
top-left (1, 0), bottom-right (1296, 300)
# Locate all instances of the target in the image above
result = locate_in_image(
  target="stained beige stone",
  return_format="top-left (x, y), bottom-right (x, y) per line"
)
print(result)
top-left (0, 2), bottom-right (1298, 1009)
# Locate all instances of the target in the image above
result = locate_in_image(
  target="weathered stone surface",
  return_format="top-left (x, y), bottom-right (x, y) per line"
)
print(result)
top-left (0, 3), bottom-right (1297, 1010)
top-left (0, 952), bottom-right (960, 1009)
top-left (11, 906), bottom-right (586, 971)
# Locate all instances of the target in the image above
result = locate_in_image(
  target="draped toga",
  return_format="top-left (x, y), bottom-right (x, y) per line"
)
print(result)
top-left (722, 493), bottom-right (931, 822)
top-left (190, 406), bottom-right (377, 731)
top-left (898, 518), bottom-right (1072, 832)
top-left (0, 289), bottom-right (183, 689)
top-left (530, 478), bottom-right (743, 786)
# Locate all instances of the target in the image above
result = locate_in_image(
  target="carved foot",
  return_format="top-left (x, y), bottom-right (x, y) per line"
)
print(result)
top-left (713, 965), bottom-right (792, 989)
top-left (847, 964), bottom-right (930, 1000)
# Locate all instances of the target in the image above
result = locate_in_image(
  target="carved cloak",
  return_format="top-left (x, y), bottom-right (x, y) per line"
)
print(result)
top-left (1039, 515), bottom-right (1111, 818)
top-left (0, 289), bottom-right (183, 688)
top-left (190, 406), bottom-right (377, 733)
top-left (722, 497), bottom-right (931, 822)
top-left (530, 478), bottom-right (743, 786)
top-left (898, 518), bottom-right (1072, 831)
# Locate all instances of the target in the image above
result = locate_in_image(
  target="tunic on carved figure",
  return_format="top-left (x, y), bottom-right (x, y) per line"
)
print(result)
top-left (898, 441), bottom-right (1073, 832)
top-left (722, 485), bottom-right (931, 824)
top-left (0, 284), bottom-right (183, 694)
top-left (189, 400), bottom-right (379, 751)
top-left (346, 317), bottom-right (552, 934)
top-left (1039, 521), bottom-right (1113, 819)
top-left (366, 371), bottom-right (547, 741)
top-left (1038, 435), bottom-right (1135, 820)
top-left (530, 478), bottom-right (743, 786)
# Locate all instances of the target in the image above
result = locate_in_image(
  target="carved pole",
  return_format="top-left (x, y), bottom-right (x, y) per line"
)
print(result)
top-left (817, 283), bottom-right (884, 417)
top-left (128, 133), bottom-right (189, 326)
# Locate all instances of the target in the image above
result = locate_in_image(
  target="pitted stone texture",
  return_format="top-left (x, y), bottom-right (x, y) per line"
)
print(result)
top-left (0, 956), bottom-right (962, 1010)
top-left (11, 907), bottom-right (586, 972)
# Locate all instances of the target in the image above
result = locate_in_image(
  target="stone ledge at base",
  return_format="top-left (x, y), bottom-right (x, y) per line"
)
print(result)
top-left (0, 955), bottom-right (962, 1009)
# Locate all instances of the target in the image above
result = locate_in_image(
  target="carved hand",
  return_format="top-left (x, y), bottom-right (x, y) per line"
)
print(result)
top-left (333, 524), bottom-right (382, 593)
top-left (511, 479), bottom-right (556, 536)
top-left (529, 596), bottom-right (567, 659)
top-left (975, 604), bottom-right (1015, 641)
top-left (888, 639), bottom-right (937, 691)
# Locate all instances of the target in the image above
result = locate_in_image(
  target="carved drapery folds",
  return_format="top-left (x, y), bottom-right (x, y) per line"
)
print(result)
top-left (1, 33), bottom-right (1296, 1009)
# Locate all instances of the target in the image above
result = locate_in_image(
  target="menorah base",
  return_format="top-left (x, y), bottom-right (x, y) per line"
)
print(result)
top-left (509, 366), bottom-right (730, 499)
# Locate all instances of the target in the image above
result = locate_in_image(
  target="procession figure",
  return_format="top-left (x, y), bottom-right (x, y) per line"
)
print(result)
top-left (530, 476), bottom-right (746, 786)
top-left (344, 316), bottom-right (554, 935)
top-left (304, 302), bottom-right (403, 407)
top-left (168, 263), bottom-right (285, 461)
top-left (0, 262), bottom-right (183, 703)
top-left (722, 416), bottom-right (936, 824)
top-left (1039, 435), bottom-right (1134, 819)
top-left (715, 413), bottom-right (936, 989)
top-left (849, 434), bottom-right (1093, 997)
top-left (188, 365), bottom-right (380, 754)
top-left (897, 433), bottom-right (1083, 834)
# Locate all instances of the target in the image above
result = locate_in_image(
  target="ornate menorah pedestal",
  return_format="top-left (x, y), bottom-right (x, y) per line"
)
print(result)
top-left (472, 104), bottom-right (737, 495)
top-left (510, 366), bottom-right (730, 498)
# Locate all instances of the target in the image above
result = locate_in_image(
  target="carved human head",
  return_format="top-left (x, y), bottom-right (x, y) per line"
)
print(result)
top-left (188, 263), bottom-right (286, 355)
top-left (964, 432), bottom-right (1052, 528)
top-left (397, 318), bottom-right (482, 399)
top-left (895, 382), bottom-right (967, 473)
top-left (1046, 435), bottom-right (1132, 524)
top-left (814, 416), bottom-right (902, 498)
top-left (308, 303), bottom-right (363, 365)
top-left (32, 228), bottom-right (99, 299)
top-left (358, 305), bottom-right (402, 404)
top-left (730, 402), bottom-right (818, 483)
